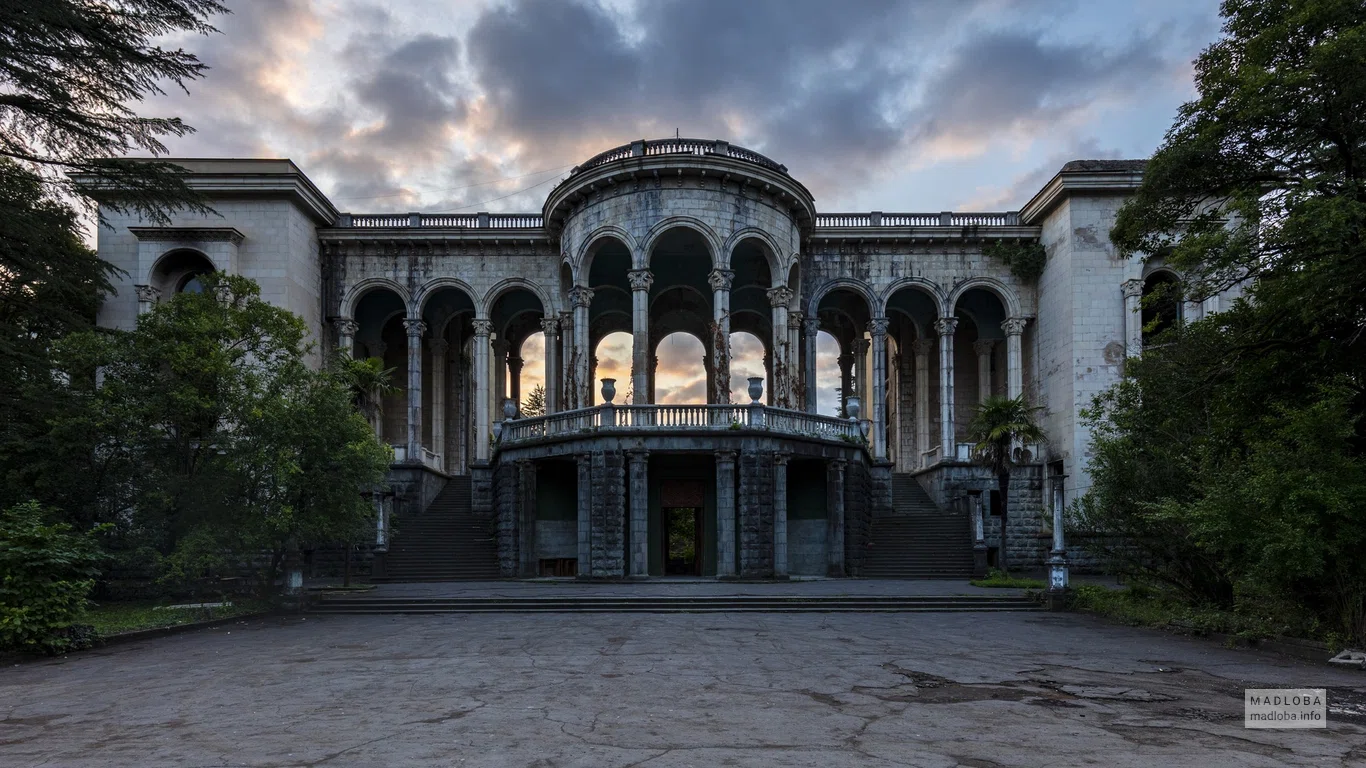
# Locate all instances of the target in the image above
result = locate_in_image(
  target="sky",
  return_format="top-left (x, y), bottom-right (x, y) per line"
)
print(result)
top-left (142, 0), bottom-right (1225, 407)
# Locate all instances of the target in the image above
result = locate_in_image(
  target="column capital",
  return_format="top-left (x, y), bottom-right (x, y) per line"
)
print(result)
top-left (1121, 279), bottom-right (1144, 299)
top-left (934, 316), bottom-right (959, 336)
top-left (707, 269), bottom-right (735, 292)
top-left (773, 452), bottom-right (791, 467)
top-left (402, 318), bottom-right (427, 337)
top-left (714, 449), bottom-right (737, 464)
top-left (427, 338), bottom-right (449, 354)
top-left (829, 458), bottom-right (848, 471)
top-left (491, 338), bottom-right (509, 355)
top-left (804, 315), bottom-right (821, 334)
top-left (852, 337), bottom-right (870, 355)
top-left (912, 339), bottom-right (934, 356)
top-left (134, 284), bottom-right (160, 303)
top-left (837, 352), bottom-right (855, 368)
top-left (507, 355), bottom-right (524, 374)
top-left (568, 286), bottom-right (595, 308)
top-left (788, 310), bottom-right (805, 329)
top-left (867, 317), bottom-right (890, 337)
top-left (627, 448), bottom-right (650, 462)
top-left (766, 285), bottom-right (793, 307)
top-left (973, 339), bottom-right (996, 356)
top-left (576, 452), bottom-right (592, 468)
top-left (540, 316), bottom-right (560, 336)
top-left (333, 317), bottom-right (359, 335)
top-left (1001, 317), bottom-right (1028, 336)
top-left (472, 319), bottom-right (494, 337)
top-left (627, 269), bottom-right (654, 292)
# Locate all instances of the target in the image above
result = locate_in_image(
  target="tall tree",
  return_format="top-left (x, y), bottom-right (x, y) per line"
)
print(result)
top-left (521, 384), bottom-right (547, 418)
top-left (0, 1), bottom-right (227, 221)
top-left (967, 396), bottom-right (1044, 575)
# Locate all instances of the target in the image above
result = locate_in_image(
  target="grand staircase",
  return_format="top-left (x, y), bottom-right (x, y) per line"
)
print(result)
top-left (374, 476), bottom-right (500, 582)
top-left (311, 593), bottom-right (1039, 614)
top-left (861, 474), bottom-right (975, 579)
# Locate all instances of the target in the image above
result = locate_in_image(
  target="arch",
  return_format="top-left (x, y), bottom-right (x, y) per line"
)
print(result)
top-left (947, 276), bottom-right (1022, 318)
top-left (577, 226), bottom-right (638, 280)
top-left (413, 277), bottom-right (478, 317)
top-left (342, 277), bottom-right (410, 319)
top-left (149, 247), bottom-right (215, 296)
top-left (806, 278), bottom-right (878, 318)
top-left (879, 277), bottom-right (947, 318)
top-left (721, 228), bottom-right (785, 277)
top-left (480, 277), bottom-right (553, 319)
top-left (640, 217), bottom-right (722, 269)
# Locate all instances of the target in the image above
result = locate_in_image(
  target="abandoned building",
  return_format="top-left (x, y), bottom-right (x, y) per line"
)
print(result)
top-left (94, 138), bottom-right (1207, 581)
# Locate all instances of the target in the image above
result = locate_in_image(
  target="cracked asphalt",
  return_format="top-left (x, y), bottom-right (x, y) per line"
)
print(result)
top-left (1, 609), bottom-right (1363, 766)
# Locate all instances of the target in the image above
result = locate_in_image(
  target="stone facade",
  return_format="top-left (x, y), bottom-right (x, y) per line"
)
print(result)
top-left (93, 144), bottom-right (1240, 579)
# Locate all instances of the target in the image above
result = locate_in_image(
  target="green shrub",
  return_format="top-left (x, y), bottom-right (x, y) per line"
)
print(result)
top-left (0, 501), bottom-right (105, 654)
top-left (970, 568), bottom-right (1046, 589)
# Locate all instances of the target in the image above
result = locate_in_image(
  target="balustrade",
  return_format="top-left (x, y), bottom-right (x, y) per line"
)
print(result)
top-left (496, 403), bottom-right (862, 446)
top-left (815, 211), bottom-right (1019, 228)
top-left (343, 212), bottom-right (544, 229)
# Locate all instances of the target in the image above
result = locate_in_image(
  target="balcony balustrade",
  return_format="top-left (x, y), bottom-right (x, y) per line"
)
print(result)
top-left (497, 403), bottom-right (864, 446)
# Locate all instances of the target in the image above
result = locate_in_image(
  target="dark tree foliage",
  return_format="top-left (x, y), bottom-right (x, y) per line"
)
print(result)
top-left (1087, 0), bottom-right (1366, 644)
top-left (0, 0), bottom-right (227, 222)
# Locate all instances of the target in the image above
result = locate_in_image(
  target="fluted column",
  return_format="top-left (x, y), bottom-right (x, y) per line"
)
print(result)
top-left (803, 315), bottom-right (819, 412)
top-left (773, 453), bottom-right (790, 578)
top-left (935, 316), bottom-right (958, 460)
top-left (869, 318), bottom-right (889, 459)
top-left (767, 286), bottom-right (792, 407)
top-left (913, 339), bottom-right (933, 469)
top-left (973, 339), bottom-right (995, 403)
top-left (492, 338), bottom-right (508, 424)
top-left (628, 269), bottom-right (653, 405)
top-left (429, 338), bottom-right (448, 472)
top-left (334, 318), bottom-right (358, 358)
top-left (1001, 318), bottom-right (1026, 399)
top-left (1122, 279), bottom-right (1143, 357)
top-left (558, 311), bottom-right (573, 409)
top-left (540, 317), bottom-right (560, 414)
top-left (715, 450), bottom-right (737, 577)
top-left (402, 319), bottom-right (426, 462)
top-left (708, 269), bottom-right (734, 404)
top-left (788, 311), bottom-right (804, 409)
top-left (837, 351), bottom-right (854, 417)
top-left (853, 337), bottom-right (870, 420)
top-left (472, 319), bottom-right (492, 461)
top-left (628, 449), bottom-right (649, 577)
top-left (569, 287), bottom-right (593, 409)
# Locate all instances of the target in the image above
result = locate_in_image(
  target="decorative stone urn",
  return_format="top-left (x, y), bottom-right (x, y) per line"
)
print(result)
top-left (600, 378), bottom-right (616, 404)
top-left (747, 377), bottom-right (764, 404)
top-left (502, 398), bottom-right (517, 420)
top-left (846, 395), bottom-right (861, 420)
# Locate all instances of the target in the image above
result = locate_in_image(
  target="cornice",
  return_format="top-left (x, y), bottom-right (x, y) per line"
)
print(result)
top-left (127, 226), bottom-right (245, 245)
top-left (1018, 167), bottom-right (1145, 225)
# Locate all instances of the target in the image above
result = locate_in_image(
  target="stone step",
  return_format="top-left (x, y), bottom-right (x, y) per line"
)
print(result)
top-left (312, 594), bottom-right (1041, 614)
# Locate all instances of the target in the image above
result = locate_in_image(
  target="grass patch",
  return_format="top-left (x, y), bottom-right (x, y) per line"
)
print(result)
top-left (1069, 584), bottom-right (1282, 642)
top-left (84, 599), bottom-right (269, 637)
top-left (970, 569), bottom-right (1046, 589)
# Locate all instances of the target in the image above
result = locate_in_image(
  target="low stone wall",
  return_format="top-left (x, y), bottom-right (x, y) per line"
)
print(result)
top-left (915, 462), bottom-right (1049, 569)
top-left (788, 520), bottom-right (827, 576)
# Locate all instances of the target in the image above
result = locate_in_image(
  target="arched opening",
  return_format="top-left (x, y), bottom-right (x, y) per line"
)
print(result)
top-left (1142, 271), bottom-right (1182, 343)
top-left (885, 285), bottom-right (939, 470)
top-left (351, 286), bottom-right (408, 445)
top-left (585, 237), bottom-right (632, 407)
top-left (815, 286), bottom-right (873, 419)
top-left (419, 285), bottom-right (477, 472)
top-left (729, 331), bottom-right (767, 403)
top-left (593, 331), bottom-right (632, 403)
top-left (150, 248), bottom-right (215, 298)
top-left (815, 330), bottom-right (842, 416)
top-left (653, 331), bottom-right (707, 404)
top-left (730, 238), bottom-right (775, 403)
top-left (489, 287), bottom-right (547, 418)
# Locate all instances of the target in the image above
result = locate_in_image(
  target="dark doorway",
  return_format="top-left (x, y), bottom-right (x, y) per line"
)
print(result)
top-left (663, 507), bottom-right (702, 576)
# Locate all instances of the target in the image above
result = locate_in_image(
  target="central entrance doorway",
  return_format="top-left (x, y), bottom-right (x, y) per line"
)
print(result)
top-left (662, 507), bottom-right (702, 576)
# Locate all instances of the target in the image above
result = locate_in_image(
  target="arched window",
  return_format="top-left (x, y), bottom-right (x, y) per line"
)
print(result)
top-left (1141, 272), bottom-right (1182, 344)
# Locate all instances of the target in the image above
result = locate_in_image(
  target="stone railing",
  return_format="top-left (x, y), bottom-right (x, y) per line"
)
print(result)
top-left (341, 212), bottom-right (544, 229)
top-left (499, 403), bottom-right (862, 445)
top-left (391, 444), bottom-right (444, 471)
top-left (572, 138), bottom-right (788, 176)
top-left (814, 211), bottom-right (1020, 228)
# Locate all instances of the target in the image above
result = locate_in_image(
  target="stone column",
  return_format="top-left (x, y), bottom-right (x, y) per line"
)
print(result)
top-left (540, 317), bottom-right (560, 414)
top-left (576, 453), bottom-right (592, 577)
top-left (648, 354), bottom-right (659, 404)
top-left (402, 319), bottom-right (426, 462)
top-left (1001, 318), bottom-right (1026, 400)
top-left (569, 287), bottom-right (593, 409)
top-left (715, 450), bottom-right (737, 577)
top-left (803, 315), bottom-right (820, 412)
top-left (628, 449), bottom-right (649, 577)
top-left (134, 284), bottom-right (160, 316)
top-left (708, 269), bottom-right (734, 404)
top-left (853, 337), bottom-right (870, 418)
top-left (429, 338), bottom-right (448, 472)
top-left (491, 338), bottom-right (508, 424)
top-left (767, 286), bottom-right (792, 407)
top-left (788, 311), bottom-right (805, 409)
top-left (837, 351), bottom-right (854, 417)
top-left (773, 453), bottom-right (790, 578)
top-left (913, 339), bottom-right (932, 469)
top-left (1122, 279), bottom-right (1143, 357)
top-left (450, 322), bottom-right (464, 470)
top-left (869, 318), bottom-right (889, 459)
top-left (628, 269), bottom-right (653, 405)
top-left (558, 311), bottom-right (573, 408)
top-left (827, 459), bottom-right (846, 576)
top-left (935, 317), bottom-right (958, 460)
top-left (472, 319), bottom-right (492, 461)
top-left (334, 318), bottom-right (359, 358)
top-left (973, 339), bottom-right (995, 403)
top-left (507, 355), bottom-right (523, 413)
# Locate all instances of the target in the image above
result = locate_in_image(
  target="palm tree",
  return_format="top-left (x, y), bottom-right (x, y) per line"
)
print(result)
top-left (967, 395), bottom-right (1045, 574)
top-left (340, 356), bottom-right (396, 431)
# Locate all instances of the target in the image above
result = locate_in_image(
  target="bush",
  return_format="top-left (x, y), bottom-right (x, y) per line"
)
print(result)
top-left (0, 501), bottom-right (104, 654)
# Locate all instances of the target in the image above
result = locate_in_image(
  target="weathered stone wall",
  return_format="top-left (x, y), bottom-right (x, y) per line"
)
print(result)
top-left (787, 521), bottom-right (827, 576)
top-left (589, 451), bottom-right (626, 577)
top-left (915, 462), bottom-right (1048, 569)
top-left (844, 460), bottom-right (873, 576)
top-left (737, 451), bottom-right (774, 578)
top-left (493, 460), bottom-right (519, 576)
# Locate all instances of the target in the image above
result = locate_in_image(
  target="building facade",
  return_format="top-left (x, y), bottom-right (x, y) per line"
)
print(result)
top-left (95, 140), bottom-right (1201, 579)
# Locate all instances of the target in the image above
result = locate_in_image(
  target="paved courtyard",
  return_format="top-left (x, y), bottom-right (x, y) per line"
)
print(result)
top-left (2, 605), bottom-right (1363, 767)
